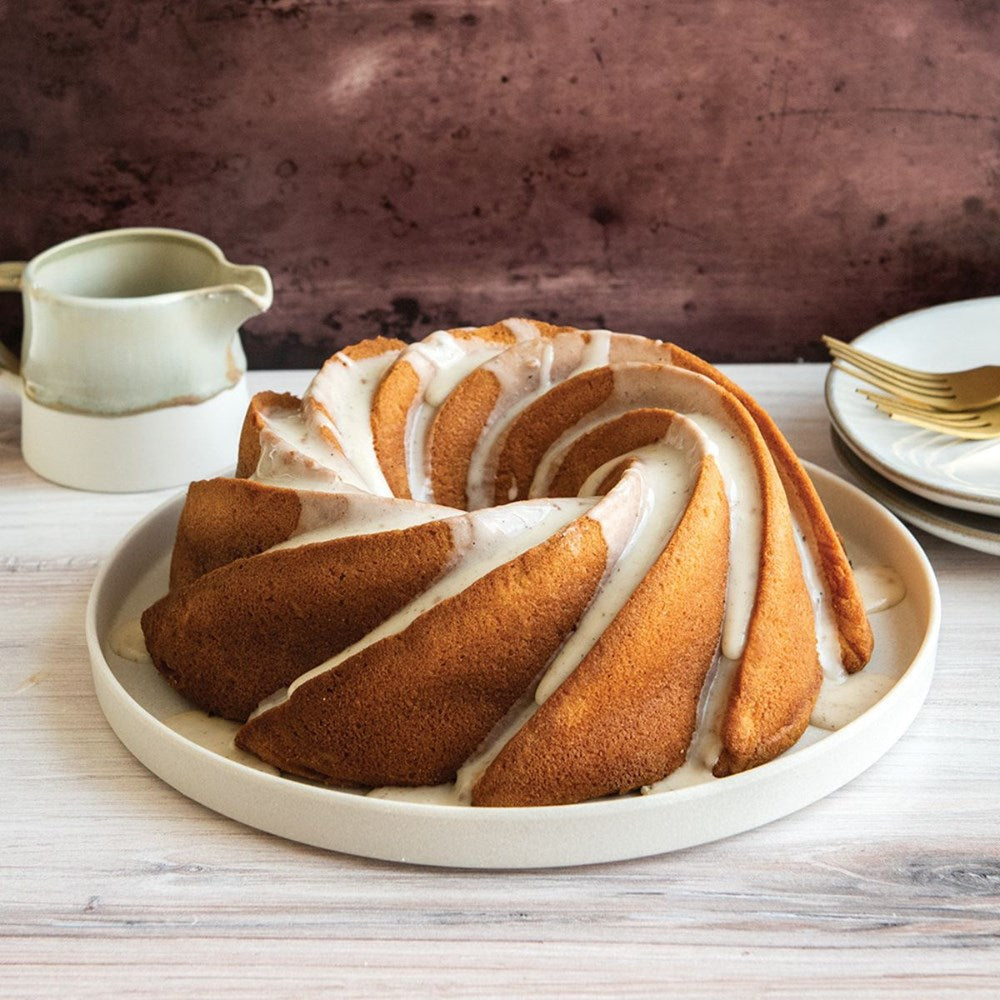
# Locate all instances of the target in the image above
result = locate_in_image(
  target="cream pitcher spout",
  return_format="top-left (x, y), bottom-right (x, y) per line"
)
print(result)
top-left (194, 258), bottom-right (274, 363)
top-left (215, 262), bottom-right (274, 319)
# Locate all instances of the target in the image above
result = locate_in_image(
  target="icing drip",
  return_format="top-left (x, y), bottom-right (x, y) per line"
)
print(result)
top-left (304, 352), bottom-right (399, 495)
top-left (367, 784), bottom-right (461, 805)
top-left (578, 329), bottom-right (613, 370)
top-left (854, 565), bottom-right (906, 614)
top-left (455, 692), bottom-right (538, 802)
top-left (451, 425), bottom-right (709, 787)
top-left (648, 656), bottom-right (740, 792)
top-left (397, 332), bottom-right (505, 500)
top-left (500, 317), bottom-right (545, 341)
top-left (463, 334), bottom-right (606, 510)
top-left (164, 710), bottom-right (280, 773)
top-left (791, 511), bottom-right (847, 680)
top-left (536, 432), bottom-right (701, 704)
top-left (253, 409), bottom-right (363, 491)
top-left (527, 368), bottom-right (764, 664)
top-left (271, 494), bottom-right (462, 551)
top-left (109, 617), bottom-right (152, 664)
top-left (683, 413), bottom-right (760, 663)
top-left (810, 672), bottom-right (895, 731)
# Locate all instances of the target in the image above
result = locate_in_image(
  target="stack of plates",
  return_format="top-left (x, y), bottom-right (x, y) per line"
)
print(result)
top-left (825, 297), bottom-right (1000, 556)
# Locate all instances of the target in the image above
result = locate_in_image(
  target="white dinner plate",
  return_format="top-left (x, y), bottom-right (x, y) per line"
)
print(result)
top-left (833, 430), bottom-right (1000, 557)
top-left (86, 465), bottom-right (940, 869)
top-left (825, 296), bottom-right (1000, 517)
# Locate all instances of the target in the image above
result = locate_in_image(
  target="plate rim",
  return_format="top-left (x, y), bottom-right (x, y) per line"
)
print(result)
top-left (824, 296), bottom-right (1000, 515)
top-left (832, 429), bottom-right (1000, 557)
top-left (85, 464), bottom-right (941, 868)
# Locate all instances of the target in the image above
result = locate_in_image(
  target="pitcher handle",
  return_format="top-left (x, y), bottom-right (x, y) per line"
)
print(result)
top-left (0, 260), bottom-right (25, 293)
top-left (0, 261), bottom-right (25, 386)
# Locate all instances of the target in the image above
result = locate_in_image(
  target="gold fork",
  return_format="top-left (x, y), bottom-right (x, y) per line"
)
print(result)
top-left (823, 335), bottom-right (1000, 411)
top-left (858, 390), bottom-right (1000, 440)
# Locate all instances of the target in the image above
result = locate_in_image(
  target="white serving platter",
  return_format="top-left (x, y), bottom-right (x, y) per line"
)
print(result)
top-left (86, 464), bottom-right (940, 869)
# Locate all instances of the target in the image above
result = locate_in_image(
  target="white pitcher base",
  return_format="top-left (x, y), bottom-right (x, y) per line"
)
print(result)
top-left (21, 379), bottom-right (249, 492)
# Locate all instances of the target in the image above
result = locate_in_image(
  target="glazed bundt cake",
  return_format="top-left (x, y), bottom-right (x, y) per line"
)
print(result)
top-left (141, 320), bottom-right (874, 806)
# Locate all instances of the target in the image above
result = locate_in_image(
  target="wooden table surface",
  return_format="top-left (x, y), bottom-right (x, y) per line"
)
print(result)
top-left (2, 365), bottom-right (998, 998)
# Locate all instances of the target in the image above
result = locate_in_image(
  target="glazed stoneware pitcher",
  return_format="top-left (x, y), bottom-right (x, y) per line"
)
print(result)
top-left (0, 228), bottom-right (272, 491)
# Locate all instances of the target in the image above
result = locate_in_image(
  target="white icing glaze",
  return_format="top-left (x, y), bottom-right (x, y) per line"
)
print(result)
top-left (303, 351), bottom-right (400, 495)
top-left (109, 617), bottom-right (151, 664)
top-left (790, 510), bottom-right (847, 680)
top-left (454, 692), bottom-right (539, 802)
top-left (648, 656), bottom-right (740, 792)
top-left (163, 710), bottom-right (280, 773)
top-left (451, 419), bottom-right (720, 788)
top-left (367, 783), bottom-right (462, 805)
top-left (854, 565), bottom-right (907, 614)
top-left (500, 317), bottom-right (545, 341)
top-left (461, 331), bottom-right (626, 510)
top-left (463, 336), bottom-right (586, 509)
top-left (810, 672), bottom-right (895, 732)
top-left (683, 412), bottom-right (761, 662)
top-left (423, 347), bottom-right (499, 409)
top-left (401, 334), bottom-right (506, 501)
top-left (578, 329), bottom-right (613, 370)
top-left (273, 493), bottom-right (462, 551)
top-left (535, 428), bottom-right (702, 704)
top-left (527, 364), bottom-right (763, 664)
top-left (253, 408), bottom-right (362, 491)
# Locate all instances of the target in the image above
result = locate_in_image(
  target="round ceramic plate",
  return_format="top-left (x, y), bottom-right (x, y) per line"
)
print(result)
top-left (86, 465), bottom-right (940, 869)
top-left (832, 430), bottom-right (1000, 557)
top-left (825, 296), bottom-right (1000, 517)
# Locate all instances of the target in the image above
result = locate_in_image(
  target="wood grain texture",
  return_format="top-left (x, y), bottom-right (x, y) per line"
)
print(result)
top-left (1, 368), bottom-right (999, 998)
top-left (1, 2), bottom-right (1000, 365)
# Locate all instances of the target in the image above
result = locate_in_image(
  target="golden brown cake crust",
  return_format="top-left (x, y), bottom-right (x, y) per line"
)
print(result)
top-left (493, 367), bottom-right (616, 505)
top-left (473, 456), bottom-right (730, 807)
top-left (667, 344), bottom-right (874, 672)
top-left (235, 517), bottom-right (608, 787)
top-left (712, 480), bottom-right (824, 776)
top-left (169, 478), bottom-right (305, 590)
top-left (545, 408), bottom-right (677, 497)
top-left (144, 520), bottom-right (455, 722)
top-left (428, 367), bottom-right (502, 509)
top-left (370, 359), bottom-right (419, 499)
top-left (337, 336), bottom-right (408, 362)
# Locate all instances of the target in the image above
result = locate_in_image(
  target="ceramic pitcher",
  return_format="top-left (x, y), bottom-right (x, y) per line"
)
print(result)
top-left (0, 228), bottom-right (272, 491)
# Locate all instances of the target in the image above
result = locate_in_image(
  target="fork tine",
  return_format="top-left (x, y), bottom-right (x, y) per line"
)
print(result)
top-left (827, 348), bottom-right (950, 394)
top-left (873, 408), bottom-right (987, 437)
top-left (830, 348), bottom-right (954, 400)
top-left (822, 337), bottom-right (947, 389)
top-left (831, 361), bottom-right (954, 403)
top-left (857, 391), bottom-right (981, 424)
top-left (858, 391), bottom-right (1000, 439)
top-left (857, 388), bottom-right (1000, 423)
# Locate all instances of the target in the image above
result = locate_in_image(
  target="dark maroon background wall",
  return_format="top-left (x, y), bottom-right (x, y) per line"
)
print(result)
top-left (2, 1), bottom-right (999, 367)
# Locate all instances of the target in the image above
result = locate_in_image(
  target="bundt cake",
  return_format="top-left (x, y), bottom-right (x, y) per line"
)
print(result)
top-left (141, 319), bottom-right (874, 807)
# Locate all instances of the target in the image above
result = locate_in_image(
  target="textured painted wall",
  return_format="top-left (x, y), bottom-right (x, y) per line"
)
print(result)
top-left (2, 0), bottom-right (999, 366)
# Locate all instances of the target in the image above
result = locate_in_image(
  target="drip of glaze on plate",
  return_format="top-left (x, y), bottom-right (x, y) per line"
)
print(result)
top-left (163, 710), bottom-right (281, 774)
top-left (109, 617), bottom-right (152, 664)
